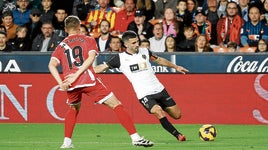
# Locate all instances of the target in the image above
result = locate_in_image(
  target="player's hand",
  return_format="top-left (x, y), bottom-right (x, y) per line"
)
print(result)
top-left (59, 82), bottom-right (69, 91)
top-left (176, 66), bottom-right (189, 74)
top-left (63, 73), bottom-right (78, 86)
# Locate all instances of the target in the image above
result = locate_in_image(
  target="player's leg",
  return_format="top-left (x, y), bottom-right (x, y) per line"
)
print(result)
top-left (89, 79), bottom-right (153, 147)
top-left (139, 90), bottom-right (186, 142)
top-left (165, 105), bottom-right (181, 119)
top-left (151, 105), bottom-right (186, 142)
top-left (159, 89), bottom-right (186, 142)
top-left (103, 95), bottom-right (153, 147)
top-left (60, 89), bottom-right (82, 148)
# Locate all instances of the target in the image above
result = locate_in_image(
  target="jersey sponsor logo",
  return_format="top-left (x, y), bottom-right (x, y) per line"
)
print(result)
top-left (129, 62), bottom-right (147, 72)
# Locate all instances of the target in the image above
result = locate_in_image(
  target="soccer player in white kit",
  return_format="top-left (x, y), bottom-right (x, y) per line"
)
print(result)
top-left (94, 30), bottom-right (189, 142)
top-left (48, 16), bottom-right (153, 148)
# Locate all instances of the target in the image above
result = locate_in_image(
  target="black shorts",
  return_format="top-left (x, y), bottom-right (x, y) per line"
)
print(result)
top-left (138, 89), bottom-right (176, 113)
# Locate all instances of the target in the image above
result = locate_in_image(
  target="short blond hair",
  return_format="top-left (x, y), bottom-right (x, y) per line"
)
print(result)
top-left (64, 15), bottom-right (81, 30)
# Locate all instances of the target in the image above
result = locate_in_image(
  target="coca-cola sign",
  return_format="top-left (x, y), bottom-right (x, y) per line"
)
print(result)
top-left (227, 56), bottom-right (268, 73)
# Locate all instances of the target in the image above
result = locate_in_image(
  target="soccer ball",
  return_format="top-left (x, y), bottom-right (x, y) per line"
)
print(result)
top-left (199, 124), bottom-right (217, 141)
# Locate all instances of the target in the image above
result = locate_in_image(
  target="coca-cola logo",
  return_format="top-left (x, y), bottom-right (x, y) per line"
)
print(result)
top-left (227, 56), bottom-right (268, 73)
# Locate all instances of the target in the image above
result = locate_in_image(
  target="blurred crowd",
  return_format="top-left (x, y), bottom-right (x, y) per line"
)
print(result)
top-left (0, 0), bottom-right (268, 53)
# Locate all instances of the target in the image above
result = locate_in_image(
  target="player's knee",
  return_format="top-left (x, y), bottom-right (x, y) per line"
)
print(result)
top-left (172, 111), bottom-right (182, 120)
top-left (151, 105), bottom-right (165, 118)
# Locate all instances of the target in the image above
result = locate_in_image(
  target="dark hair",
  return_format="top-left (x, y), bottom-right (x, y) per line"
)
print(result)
top-left (122, 30), bottom-right (137, 43)
top-left (227, 42), bottom-right (237, 49)
top-left (0, 25), bottom-right (7, 33)
top-left (2, 11), bottom-right (13, 19)
top-left (99, 19), bottom-right (110, 28)
top-left (183, 25), bottom-right (194, 31)
top-left (80, 24), bottom-right (89, 32)
top-left (177, 0), bottom-right (187, 6)
top-left (140, 38), bottom-right (150, 45)
top-left (165, 35), bottom-right (177, 52)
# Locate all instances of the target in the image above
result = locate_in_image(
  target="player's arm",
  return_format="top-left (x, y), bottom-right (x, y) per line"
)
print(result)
top-left (94, 63), bottom-right (110, 73)
top-left (48, 58), bottom-right (69, 91)
top-left (94, 54), bottom-right (120, 73)
top-left (64, 51), bottom-right (97, 85)
top-left (149, 51), bottom-right (189, 74)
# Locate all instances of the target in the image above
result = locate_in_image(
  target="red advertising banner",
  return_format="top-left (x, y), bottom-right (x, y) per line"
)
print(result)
top-left (0, 74), bottom-right (268, 124)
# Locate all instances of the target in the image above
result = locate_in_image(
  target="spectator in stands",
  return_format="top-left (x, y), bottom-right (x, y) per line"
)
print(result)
top-left (72, 0), bottom-right (96, 21)
top-left (217, 1), bottom-right (244, 47)
top-left (139, 38), bottom-right (150, 49)
top-left (162, 7), bottom-right (179, 38)
top-left (12, 0), bottom-right (31, 26)
top-left (206, 0), bottom-right (219, 45)
top-left (80, 24), bottom-right (89, 36)
top-left (85, 0), bottom-right (116, 37)
top-left (9, 25), bottom-right (30, 51)
top-left (164, 35), bottom-right (177, 52)
top-left (106, 36), bottom-right (124, 52)
top-left (154, 0), bottom-right (177, 19)
top-left (0, 30), bottom-right (12, 52)
top-left (25, 8), bottom-right (42, 44)
top-left (256, 39), bottom-right (268, 52)
top-left (95, 20), bottom-right (113, 52)
top-left (186, 0), bottom-right (198, 24)
top-left (53, 8), bottom-right (68, 40)
top-left (0, 25), bottom-right (6, 32)
top-left (240, 5), bottom-right (268, 47)
top-left (1, 11), bottom-right (18, 41)
top-left (127, 9), bottom-right (154, 40)
top-left (238, 0), bottom-right (249, 22)
top-left (176, 0), bottom-right (191, 40)
top-left (31, 21), bottom-right (61, 52)
top-left (177, 25), bottom-right (196, 52)
top-left (227, 42), bottom-right (238, 52)
top-left (40, 0), bottom-right (55, 24)
top-left (195, 34), bottom-right (213, 52)
top-left (136, 0), bottom-right (155, 21)
top-left (114, 0), bottom-right (136, 34)
top-left (217, 0), bottom-right (227, 18)
top-left (192, 9), bottom-right (212, 42)
top-left (148, 22), bottom-right (166, 52)
top-left (260, 0), bottom-right (268, 24)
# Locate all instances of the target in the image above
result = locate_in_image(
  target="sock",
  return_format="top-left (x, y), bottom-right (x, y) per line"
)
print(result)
top-left (159, 117), bottom-right (180, 139)
top-left (114, 104), bottom-right (137, 136)
top-left (63, 137), bottom-right (72, 145)
top-left (130, 133), bottom-right (141, 141)
top-left (64, 108), bottom-right (79, 138)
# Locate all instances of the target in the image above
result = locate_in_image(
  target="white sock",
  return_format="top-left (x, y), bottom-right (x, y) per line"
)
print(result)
top-left (63, 137), bottom-right (72, 145)
top-left (130, 133), bottom-right (141, 141)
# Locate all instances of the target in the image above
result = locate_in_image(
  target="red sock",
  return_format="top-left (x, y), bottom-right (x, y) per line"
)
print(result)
top-left (64, 108), bottom-right (79, 138)
top-left (114, 104), bottom-right (137, 135)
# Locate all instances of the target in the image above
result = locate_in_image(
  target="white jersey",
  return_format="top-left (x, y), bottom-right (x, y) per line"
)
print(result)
top-left (107, 48), bottom-right (164, 99)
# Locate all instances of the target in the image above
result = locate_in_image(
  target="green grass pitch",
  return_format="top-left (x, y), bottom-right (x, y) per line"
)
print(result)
top-left (0, 124), bottom-right (267, 149)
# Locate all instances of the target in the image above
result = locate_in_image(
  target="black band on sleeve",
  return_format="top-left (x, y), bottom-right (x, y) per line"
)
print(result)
top-left (106, 54), bottom-right (121, 69)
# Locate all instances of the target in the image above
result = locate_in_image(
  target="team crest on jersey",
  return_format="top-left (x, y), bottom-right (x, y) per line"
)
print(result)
top-left (142, 54), bottom-right (146, 60)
